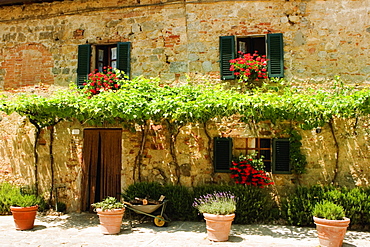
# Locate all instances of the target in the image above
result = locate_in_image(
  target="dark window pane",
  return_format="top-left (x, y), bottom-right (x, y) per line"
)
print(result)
top-left (264, 161), bottom-right (271, 172)
top-left (260, 138), bottom-right (271, 148)
top-left (260, 150), bottom-right (271, 160)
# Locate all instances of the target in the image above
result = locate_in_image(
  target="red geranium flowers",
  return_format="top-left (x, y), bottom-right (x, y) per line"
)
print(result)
top-left (83, 66), bottom-right (125, 97)
top-left (230, 154), bottom-right (274, 188)
top-left (229, 51), bottom-right (268, 85)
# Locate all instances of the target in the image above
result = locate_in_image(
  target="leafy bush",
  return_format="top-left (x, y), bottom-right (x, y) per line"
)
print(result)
top-left (0, 182), bottom-right (45, 214)
top-left (0, 182), bottom-right (20, 214)
top-left (281, 185), bottom-right (327, 226)
top-left (332, 187), bottom-right (370, 227)
top-left (313, 201), bottom-right (345, 220)
top-left (122, 182), bottom-right (195, 221)
top-left (282, 185), bottom-right (370, 229)
top-left (161, 184), bottom-right (195, 221)
top-left (122, 181), bottom-right (164, 201)
top-left (123, 182), bottom-right (277, 223)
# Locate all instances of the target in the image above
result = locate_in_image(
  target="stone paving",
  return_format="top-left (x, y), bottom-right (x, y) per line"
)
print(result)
top-left (1, 213), bottom-right (370, 247)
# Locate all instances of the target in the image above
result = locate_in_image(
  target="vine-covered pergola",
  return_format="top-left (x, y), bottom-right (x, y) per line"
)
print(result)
top-left (0, 77), bottom-right (369, 201)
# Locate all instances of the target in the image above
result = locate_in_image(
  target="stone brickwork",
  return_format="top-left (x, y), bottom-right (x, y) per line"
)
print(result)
top-left (0, 110), bottom-right (369, 212)
top-left (0, 0), bottom-right (369, 89)
top-left (0, 0), bottom-right (369, 212)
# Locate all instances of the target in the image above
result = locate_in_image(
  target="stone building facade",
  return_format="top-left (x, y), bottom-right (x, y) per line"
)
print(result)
top-left (0, 109), bottom-right (369, 212)
top-left (0, 0), bottom-right (369, 212)
top-left (0, 0), bottom-right (369, 89)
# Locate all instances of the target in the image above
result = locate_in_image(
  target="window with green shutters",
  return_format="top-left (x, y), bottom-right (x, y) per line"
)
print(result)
top-left (213, 137), bottom-right (291, 174)
top-left (213, 137), bottom-right (233, 172)
top-left (117, 42), bottom-right (131, 78)
top-left (77, 42), bottom-right (131, 87)
top-left (267, 33), bottom-right (284, 78)
top-left (219, 36), bottom-right (236, 80)
top-left (272, 139), bottom-right (290, 174)
top-left (77, 44), bottom-right (91, 88)
top-left (219, 33), bottom-right (284, 80)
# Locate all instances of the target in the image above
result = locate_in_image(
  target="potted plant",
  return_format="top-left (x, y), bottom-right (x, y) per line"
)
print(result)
top-left (91, 196), bottom-right (126, 235)
top-left (193, 191), bottom-right (237, 242)
top-left (10, 194), bottom-right (42, 230)
top-left (312, 201), bottom-right (350, 247)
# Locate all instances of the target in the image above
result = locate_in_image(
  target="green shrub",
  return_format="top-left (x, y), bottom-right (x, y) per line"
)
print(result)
top-left (333, 187), bottom-right (370, 227)
top-left (161, 184), bottom-right (194, 221)
top-left (122, 182), bottom-right (277, 223)
top-left (122, 181), bottom-right (165, 202)
top-left (122, 182), bottom-right (195, 221)
top-left (313, 201), bottom-right (345, 220)
top-left (282, 185), bottom-right (370, 229)
top-left (0, 182), bottom-right (45, 214)
top-left (56, 202), bottom-right (66, 213)
top-left (0, 182), bottom-right (20, 214)
top-left (281, 185), bottom-right (327, 226)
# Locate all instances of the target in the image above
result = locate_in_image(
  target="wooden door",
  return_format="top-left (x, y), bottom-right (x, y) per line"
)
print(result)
top-left (81, 129), bottom-right (122, 211)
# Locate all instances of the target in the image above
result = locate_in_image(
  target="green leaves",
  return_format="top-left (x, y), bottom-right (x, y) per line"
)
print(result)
top-left (1, 77), bottom-right (369, 129)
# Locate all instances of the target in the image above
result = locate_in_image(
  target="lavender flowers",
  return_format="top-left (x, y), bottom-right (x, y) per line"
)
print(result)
top-left (193, 191), bottom-right (237, 215)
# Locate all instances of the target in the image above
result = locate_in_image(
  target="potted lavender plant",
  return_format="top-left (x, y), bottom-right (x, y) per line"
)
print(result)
top-left (193, 191), bottom-right (237, 242)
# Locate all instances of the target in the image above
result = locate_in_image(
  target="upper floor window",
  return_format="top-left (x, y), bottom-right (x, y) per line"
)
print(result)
top-left (96, 45), bottom-right (118, 72)
top-left (219, 33), bottom-right (284, 80)
top-left (76, 42), bottom-right (131, 87)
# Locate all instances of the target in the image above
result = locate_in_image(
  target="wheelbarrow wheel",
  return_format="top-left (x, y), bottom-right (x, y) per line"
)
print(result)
top-left (153, 215), bottom-right (167, 227)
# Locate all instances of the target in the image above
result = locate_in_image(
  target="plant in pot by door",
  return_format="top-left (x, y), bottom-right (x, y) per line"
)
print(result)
top-left (193, 191), bottom-right (237, 242)
top-left (91, 197), bottom-right (126, 235)
top-left (313, 201), bottom-right (350, 247)
top-left (10, 194), bottom-right (42, 230)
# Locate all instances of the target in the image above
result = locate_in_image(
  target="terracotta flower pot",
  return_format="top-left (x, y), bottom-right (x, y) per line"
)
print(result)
top-left (96, 208), bottom-right (125, 234)
top-left (10, 205), bottom-right (38, 230)
top-left (313, 216), bottom-right (350, 247)
top-left (203, 213), bottom-right (235, 242)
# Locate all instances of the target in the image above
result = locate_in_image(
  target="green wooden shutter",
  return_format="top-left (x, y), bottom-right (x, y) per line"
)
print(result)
top-left (214, 137), bottom-right (232, 172)
top-left (272, 139), bottom-right (291, 174)
top-left (77, 44), bottom-right (91, 88)
top-left (219, 36), bottom-right (236, 80)
top-left (267, 33), bottom-right (284, 78)
top-left (117, 42), bottom-right (131, 78)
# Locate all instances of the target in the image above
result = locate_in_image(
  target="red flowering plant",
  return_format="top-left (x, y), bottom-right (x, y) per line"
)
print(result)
top-left (230, 153), bottom-right (274, 188)
top-left (83, 66), bottom-right (126, 97)
top-left (229, 51), bottom-right (268, 87)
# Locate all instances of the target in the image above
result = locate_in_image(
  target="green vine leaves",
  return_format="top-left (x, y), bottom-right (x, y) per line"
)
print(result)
top-left (0, 77), bottom-right (369, 130)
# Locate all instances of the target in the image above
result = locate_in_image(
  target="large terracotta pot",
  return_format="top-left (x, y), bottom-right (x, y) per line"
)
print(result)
top-left (313, 216), bottom-right (350, 247)
top-left (10, 205), bottom-right (38, 230)
top-left (203, 213), bottom-right (235, 242)
top-left (96, 208), bottom-right (125, 234)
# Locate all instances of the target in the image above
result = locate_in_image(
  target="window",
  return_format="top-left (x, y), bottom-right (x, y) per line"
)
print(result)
top-left (237, 36), bottom-right (266, 56)
top-left (219, 33), bottom-right (284, 80)
top-left (234, 138), bottom-right (272, 172)
top-left (77, 42), bottom-right (131, 87)
top-left (214, 137), bottom-right (291, 174)
top-left (96, 45), bottom-right (117, 72)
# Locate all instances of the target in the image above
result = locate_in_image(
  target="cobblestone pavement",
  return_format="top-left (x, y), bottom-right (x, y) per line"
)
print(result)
top-left (1, 213), bottom-right (369, 247)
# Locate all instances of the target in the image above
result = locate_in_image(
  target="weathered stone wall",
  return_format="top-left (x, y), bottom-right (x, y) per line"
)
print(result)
top-left (0, 0), bottom-right (369, 212)
top-left (0, 110), bottom-right (369, 212)
top-left (0, 0), bottom-right (369, 89)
